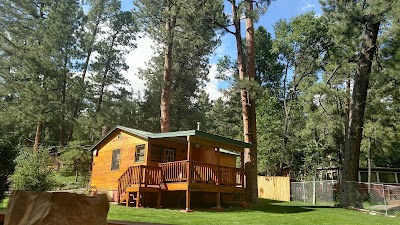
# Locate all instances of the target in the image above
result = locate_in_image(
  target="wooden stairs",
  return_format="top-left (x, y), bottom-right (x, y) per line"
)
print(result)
top-left (117, 165), bottom-right (162, 207)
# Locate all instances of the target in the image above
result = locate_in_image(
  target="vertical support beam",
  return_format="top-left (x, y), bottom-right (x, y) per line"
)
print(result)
top-left (186, 136), bottom-right (192, 211)
top-left (139, 165), bottom-right (143, 187)
top-left (136, 191), bottom-right (141, 207)
top-left (157, 191), bottom-right (161, 208)
top-left (186, 190), bottom-right (191, 210)
top-left (217, 148), bottom-right (220, 185)
top-left (126, 192), bottom-right (130, 207)
top-left (146, 141), bottom-right (151, 165)
top-left (240, 152), bottom-right (245, 187)
top-left (187, 136), bottom-right (192, 184)
top-left (217, 192), bottom-right (221, 207)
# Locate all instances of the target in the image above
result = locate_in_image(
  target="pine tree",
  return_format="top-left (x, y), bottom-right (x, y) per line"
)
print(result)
top-left (134, 0), bottom-right (224, 132)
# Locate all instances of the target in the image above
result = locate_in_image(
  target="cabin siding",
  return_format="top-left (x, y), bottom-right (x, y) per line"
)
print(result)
top-left (147, 139), bottom-right (188, 167)
top-left (91, 134), bottom-right (237, 192)
top-left (91, 131), bottom-right (147, 191)
top-left (200, 145), bottom-right (236, 167)
top-left (90, 127), bottom-right (244, 208)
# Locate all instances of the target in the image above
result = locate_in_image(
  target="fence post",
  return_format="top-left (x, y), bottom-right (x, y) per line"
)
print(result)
top-left (302, 182), bottom-right (306, 203)
top-left (382, 184), bottom-right (388, 216)
top-left (312, 178), bottom-right (316, 205)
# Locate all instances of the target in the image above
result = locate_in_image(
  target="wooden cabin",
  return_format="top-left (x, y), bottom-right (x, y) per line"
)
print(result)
top-left (89, 126), bottom-right (249, 210)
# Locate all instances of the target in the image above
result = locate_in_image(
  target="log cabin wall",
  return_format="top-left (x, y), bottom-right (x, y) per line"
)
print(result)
top-left (90, 130), bottom-right (239, 199)
top-left (147, 138), bottom-right (189, 167)
top-left (90, 130), bottom-right (147, 192)
top-left (198, 145), bottom-right (236, 168)
top-left (148, 139), bottom-right (236, 167)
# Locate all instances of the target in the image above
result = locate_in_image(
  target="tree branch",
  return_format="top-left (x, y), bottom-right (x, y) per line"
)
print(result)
top-left (326, 64), bottom-right (342, 86)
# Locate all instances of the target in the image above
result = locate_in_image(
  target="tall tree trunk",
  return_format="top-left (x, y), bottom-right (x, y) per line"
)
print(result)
top-left (231, 0), bottom-right (254, 203)
top-left (340, 16), bottom-right (380, 208)
top-left (60, 57), bottom-right (68, 147)
top-left (244, 0), bottom-right (258, 204)
top-left (33, 121), bottom-right (42, 154)
top-left (283, 63), bottom-right (290, 166)
top-left (160, 14), bottom-right (176, 133)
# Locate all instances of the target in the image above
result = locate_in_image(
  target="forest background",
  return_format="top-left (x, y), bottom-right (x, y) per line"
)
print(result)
top-left (0, 0), bottom-right (399, 207)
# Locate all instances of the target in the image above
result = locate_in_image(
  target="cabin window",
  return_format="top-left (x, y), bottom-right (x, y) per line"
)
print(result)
top-left (135, 145), bottom-right (145, 162)
top-left (151, 145), bottom-right (164, 162)
top-left (360, 172), bottom-right (377, 182)
top-left (379, 172), bottom-right (396, 183)
top-left (111, 149), bottom-right (121, 171)
top-left (165, 148), bottom-right (176, 162)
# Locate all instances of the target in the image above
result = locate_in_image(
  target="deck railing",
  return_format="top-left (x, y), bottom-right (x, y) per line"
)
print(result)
top-left (117, 165), bottom-right (161, 201)
top-left (159, 160), bottom-right (188, 182)
top-left (118, 161), bottom-right (243, 201)
top-left (191, 161), bottom-right (242, 186)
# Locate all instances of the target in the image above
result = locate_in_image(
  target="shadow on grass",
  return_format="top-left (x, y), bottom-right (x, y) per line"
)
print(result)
top-left (194, 199), bottom-right (320, 214)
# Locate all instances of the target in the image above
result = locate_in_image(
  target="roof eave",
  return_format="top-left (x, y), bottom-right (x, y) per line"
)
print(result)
top-left (89, 125), bottom-right (149, 152)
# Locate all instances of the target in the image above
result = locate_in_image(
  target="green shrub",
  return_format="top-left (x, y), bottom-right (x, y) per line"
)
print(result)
top-left (59, 145), bottom-right (92, 183)
top-left (10, 148), bottom-right (56, 191)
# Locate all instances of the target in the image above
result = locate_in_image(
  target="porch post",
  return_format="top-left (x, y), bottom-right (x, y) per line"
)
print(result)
top-left (126, 192), bottom-right (130, 207)
top-left (187, 136), bottom-right (192, 184)
top-left (240, 152), bottom-right (244, 188)
top-left (157, 190), bottom-right (161, 208)
top-left (217, 192), bottom-right (221, 207)
top-left (136, 191), bottom-right (141, 207)
top-left (186, 136), bottom-right (192, 210)
top-left (217, 148), bottom-right (220, 185)
top-left (186, 190), bottom-right (191, 210)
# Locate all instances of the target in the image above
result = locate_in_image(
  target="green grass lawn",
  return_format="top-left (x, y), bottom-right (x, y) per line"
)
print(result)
top-left (2, 197), bottom-right (398, 224)
top-left (108, 199), bottom-right (399, 225)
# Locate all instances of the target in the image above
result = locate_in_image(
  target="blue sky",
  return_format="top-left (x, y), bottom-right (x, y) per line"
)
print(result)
top-left (120, 0), bottom-right (322, 100)
top-left (211, 0), bottom-right (322, 62)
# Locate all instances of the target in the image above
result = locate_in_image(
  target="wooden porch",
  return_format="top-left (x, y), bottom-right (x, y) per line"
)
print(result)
top-left (117, 160), bottom-right (245, 209)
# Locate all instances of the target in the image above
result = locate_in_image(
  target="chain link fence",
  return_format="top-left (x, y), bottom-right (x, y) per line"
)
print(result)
top-left (291, 180), bottom-right (337, 205)
top-left (291, 180), bottom-right (400, 216)
top-left (353, 182), bottom-right (400, 216)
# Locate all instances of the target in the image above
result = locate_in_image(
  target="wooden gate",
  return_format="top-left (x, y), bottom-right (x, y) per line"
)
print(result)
top-left (258, 176), bottom-right (290, 202)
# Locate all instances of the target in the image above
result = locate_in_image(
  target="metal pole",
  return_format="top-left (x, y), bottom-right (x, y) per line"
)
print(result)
top-left (302, 182), bottom-right (306, 203)
top-left (312, 177), bottom-right (316, 205)
top-left (368, 137), bottom-right (372, 194)
top-left (382, 184), bottom-right (388, 216)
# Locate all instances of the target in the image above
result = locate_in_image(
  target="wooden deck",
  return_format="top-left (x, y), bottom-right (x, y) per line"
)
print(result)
top-left (116, 160), bottom-right (245, 209)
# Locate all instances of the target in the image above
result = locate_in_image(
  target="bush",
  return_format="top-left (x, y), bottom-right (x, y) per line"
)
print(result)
top-left (59, 145), bottom-right (92, 183)
top-left (10, 148), bottom-right (56, 191)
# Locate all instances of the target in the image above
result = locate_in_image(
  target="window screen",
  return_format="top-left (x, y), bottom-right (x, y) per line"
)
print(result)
top-left (135, 145), bottom-right (145, 162)
top-left (379, 172), bottom-right (396, 183)
top-left (165, 148), bottom-right (176, 162)
top-left (111, 149), bottom-right (121, 171)
top-left (360, 172), bottom-right (377, 182)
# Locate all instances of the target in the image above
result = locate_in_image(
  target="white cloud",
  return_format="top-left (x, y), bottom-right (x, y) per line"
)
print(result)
top-left (301, 3), bottom-right (315, 11)
top-left (123, 35), bottom-right (155, 99)
top-left (205, 64), bottom-right (224, 101)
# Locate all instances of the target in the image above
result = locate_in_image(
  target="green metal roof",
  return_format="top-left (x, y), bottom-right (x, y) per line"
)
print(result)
top-left (90, 125), bottom-right (251, 152)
